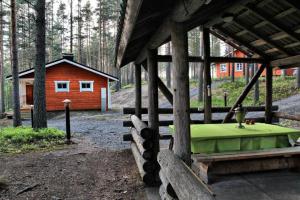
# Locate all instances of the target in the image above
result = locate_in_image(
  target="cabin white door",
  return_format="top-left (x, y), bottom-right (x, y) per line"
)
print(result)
top-left (101, 88), bottom-right (107, 112)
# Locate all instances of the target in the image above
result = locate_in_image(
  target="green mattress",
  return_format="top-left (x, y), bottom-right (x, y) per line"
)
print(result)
top-left (169, 123), bottom-right (300, 154)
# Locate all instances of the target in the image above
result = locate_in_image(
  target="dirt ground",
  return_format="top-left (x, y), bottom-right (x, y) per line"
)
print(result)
top-left (0, 139), bottom-right (146, 200)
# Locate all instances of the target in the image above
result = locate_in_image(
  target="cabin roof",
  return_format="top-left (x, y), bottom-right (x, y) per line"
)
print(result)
top-left (115, 0), bottom-right (300, 69)
top-left (6, 58), bottom-right (119, 81)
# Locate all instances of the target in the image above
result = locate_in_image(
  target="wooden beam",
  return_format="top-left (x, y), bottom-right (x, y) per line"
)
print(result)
top-left (171, 21), bottom-right (191, 165)
top-left (213, 26), bottom-right (269, 58)
top-left (116, 0), bottom-right (143, 68)
top-left (147, 48), bottom-right (160, 161)
top-left (123, 117), bottom-right (267, 127)
top-left (233, 19), bottom-right (292, 56)
top-left (203, 27), bottom-right (212, 123)
top-left (209, 29), bottom-right (253, 57)
top-left (223, 63), bottom-right (267, 123)
top-left (142, 63), bottom-right (173, 105)
top-left (157, 150), bottom-right (215, 200)
top-left (273, 112), bottom-right (300, 121)
top-left (123, 106), bottom-right (279, 115)
top-left (245, 4), bottom-right (300, 43)
top-left (135, 1), bottom-right (207, 64)
top-left (271, 55), bottom-right (300, 68)
top-left (265, 64), bottom-right (272, 124)
top-left (135, 64), bottom-right (142, 118)
top-left (156, 55), bottom-right (266, 63)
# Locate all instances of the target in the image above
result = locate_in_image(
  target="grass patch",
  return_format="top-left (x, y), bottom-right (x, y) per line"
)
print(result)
top-left (191, 76), bottom-right (300, 108)
top-left (0, 127), bottom-right (65, 154)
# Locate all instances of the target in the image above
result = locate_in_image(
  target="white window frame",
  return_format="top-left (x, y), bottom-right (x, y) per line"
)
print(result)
top-left (79, 81), bottom-right (94, 92)
top-left (236, 63), bottom-right (243, 71)
top-left (55, 81), bottom-right (70, 92)
top-left (220, 63), bottom-right (227, 72)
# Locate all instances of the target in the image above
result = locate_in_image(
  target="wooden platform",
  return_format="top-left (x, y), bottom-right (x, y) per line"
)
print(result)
top-left (192, 147), bottom-right (300, 184)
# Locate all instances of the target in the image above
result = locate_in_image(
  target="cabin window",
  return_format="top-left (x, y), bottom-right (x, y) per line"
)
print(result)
top-left (55, 81), bottom-right (70, 92)
top-left (80, 81), bottom-right (94, 92)
top-left (220, 63), bottom-right (227, 72)
top-left (236, 63), bottom-right (243, 71)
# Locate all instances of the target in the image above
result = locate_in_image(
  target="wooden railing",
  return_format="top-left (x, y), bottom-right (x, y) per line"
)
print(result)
top-left (123, 115), bottom-right (159, 186)
top-left (273, 112), bottom-right (300, 121)
top-left (123, 106), bottom-right (279, 127)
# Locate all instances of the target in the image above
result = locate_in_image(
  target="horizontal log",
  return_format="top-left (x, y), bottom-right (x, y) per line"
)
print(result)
top-left (158, 150), bottom-right (215, 200)
top-left (131, 128), bottom-right (153, 150)
top-left (131, 142), bottom-right (155, 186)
top-left (123, 117), bottom-right (267, 127)
top-left (156, 55), bottom-right (266, 63)
top-left (131, 115), bottom-right (152, 139)
top-left (273, 112), bottom-right (300, 121)
top-left (123, 106), bottom-right (279, 115)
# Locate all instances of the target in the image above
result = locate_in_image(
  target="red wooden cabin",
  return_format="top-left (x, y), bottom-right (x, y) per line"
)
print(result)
top-left (215, 50), bottom-right (295, 78)
top-left (7, 54), bottom-right (118, 111)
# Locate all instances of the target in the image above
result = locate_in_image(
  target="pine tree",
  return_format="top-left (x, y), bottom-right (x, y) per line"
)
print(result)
top-left (70, 0), bottom-right (73, 53)
top-left (11, 0), bottom-right (22, 126)
top-left (0, 0), bottom-right (4, 117)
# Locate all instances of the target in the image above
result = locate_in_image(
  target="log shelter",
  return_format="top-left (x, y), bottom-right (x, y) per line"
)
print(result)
top-left (116, 0), bottom-right (300, 199)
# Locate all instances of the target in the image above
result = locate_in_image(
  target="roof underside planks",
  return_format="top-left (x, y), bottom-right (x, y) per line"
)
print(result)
top-left (115, 0), bottom-right (300, 69)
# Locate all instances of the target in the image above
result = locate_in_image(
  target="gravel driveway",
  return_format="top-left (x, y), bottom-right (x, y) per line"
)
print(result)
top-left (23, 110), bottom-right (131, 150)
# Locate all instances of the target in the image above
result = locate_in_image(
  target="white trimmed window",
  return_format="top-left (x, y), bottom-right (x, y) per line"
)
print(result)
top-left (55, 81), bottom-right (70, 92)
top-left (236, 63), bottom-right (243, 71)
top-left (220, 63), bottom-right (227, 72)
top-left (80, 81), bottom-right (94, 92)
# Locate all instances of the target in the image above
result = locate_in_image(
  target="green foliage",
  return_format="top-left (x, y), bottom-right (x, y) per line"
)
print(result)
top-left (191, 77), bottom-right (300, 108)
top-left (0, 127), bottom-right (65, 153)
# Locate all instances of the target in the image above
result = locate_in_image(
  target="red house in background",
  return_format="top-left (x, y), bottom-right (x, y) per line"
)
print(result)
top-left (215, 50), bottom-right (295, 79)
top-left (7, 54), bottom-right (118, 111)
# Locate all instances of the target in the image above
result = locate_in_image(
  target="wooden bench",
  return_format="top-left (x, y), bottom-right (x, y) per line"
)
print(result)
top-left (191, 147), bottom-right (300, 184)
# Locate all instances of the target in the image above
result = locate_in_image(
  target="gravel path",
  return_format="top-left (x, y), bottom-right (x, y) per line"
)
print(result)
top-left (23, 110), bottom-right (131, 150)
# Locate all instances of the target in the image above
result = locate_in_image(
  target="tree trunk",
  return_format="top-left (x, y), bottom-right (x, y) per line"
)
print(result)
top-left (198, 27), bottom-right (203, 102)
top-left (296, 67), bottom-right (300, 89)
top-left (254, 63), bottom-right (259, 104)
top-left (11, 0), bottom-right (22, 126)
top-left (231, 62), bottom-right (235, 82)
top-left (245, 64), bottom-right (249, 84)
top-left (165, 42), bottom-right (171, 88)
top-left (0, 0), bottom-right (4, 117)
top-left (77, 0), bottom-right (82, 62)
top-left (70, 0), bottom-right (73, 53)
top-left (33, 0), bottom-right (47, 128)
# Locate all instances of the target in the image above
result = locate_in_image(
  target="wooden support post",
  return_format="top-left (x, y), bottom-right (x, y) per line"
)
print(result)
top-left (265, 64), bottom-right (273, 124)
top-left (135, 64), bottom-right (142, 119)
top-left (223, 63), bottom-right (266, 123)
top-left (147, 48), bottom-right (160, 160)
top-left (171, 21), bottom-right (191, 165)
top-left (63, 99), bottom-right (72, 144)
top-left (203, 28), bottom-right (212, 123)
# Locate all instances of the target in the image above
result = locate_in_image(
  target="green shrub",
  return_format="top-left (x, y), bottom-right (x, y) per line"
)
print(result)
top-left (0, 127), bottom-right (65, 153)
